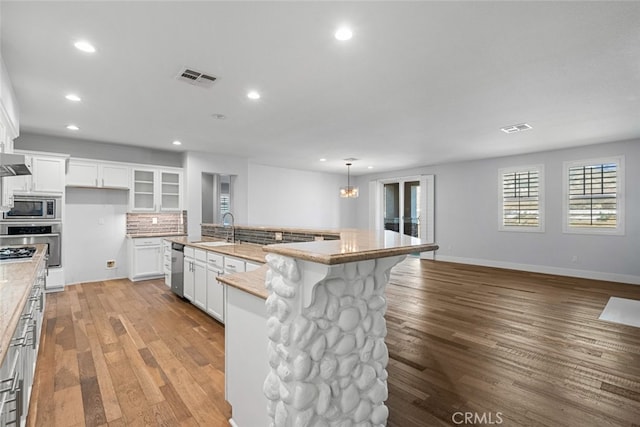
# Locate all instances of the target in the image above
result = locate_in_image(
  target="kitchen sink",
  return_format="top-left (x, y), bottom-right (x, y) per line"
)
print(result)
top-left (197, 241), bottom-right (234, 247)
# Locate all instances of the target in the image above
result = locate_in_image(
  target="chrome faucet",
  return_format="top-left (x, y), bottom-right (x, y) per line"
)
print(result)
top-left (222, 212), bottom-right (235, 243)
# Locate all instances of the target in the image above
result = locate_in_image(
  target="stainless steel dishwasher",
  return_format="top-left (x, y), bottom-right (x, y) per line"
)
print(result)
top-left (171, 243), bottom-right (185, 297)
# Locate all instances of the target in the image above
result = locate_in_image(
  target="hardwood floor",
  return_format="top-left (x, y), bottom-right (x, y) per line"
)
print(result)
top-left (27, 259), bottom-right (640, 426)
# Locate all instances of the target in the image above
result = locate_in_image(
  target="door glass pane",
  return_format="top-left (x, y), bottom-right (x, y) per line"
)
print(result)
top-left (403, 181), bottom-right (420, 237)
top-left (383, 183), bottom-right (399, 232)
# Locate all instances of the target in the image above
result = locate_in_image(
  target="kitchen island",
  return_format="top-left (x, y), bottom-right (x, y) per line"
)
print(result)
top-left (219, 229), bottom-right (438, 427)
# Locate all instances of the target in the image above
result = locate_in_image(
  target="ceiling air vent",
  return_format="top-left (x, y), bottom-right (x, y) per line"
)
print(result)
top-left (176, 68), bottom-right (218, 89)
top-left (501, 123), bottom-right (532, 134)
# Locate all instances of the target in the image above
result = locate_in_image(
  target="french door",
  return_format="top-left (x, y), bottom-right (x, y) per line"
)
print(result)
top-left (370, 175), bottom-right (435, 259)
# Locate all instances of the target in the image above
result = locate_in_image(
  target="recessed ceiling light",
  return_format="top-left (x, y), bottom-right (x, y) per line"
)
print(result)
top-left (65, 94), bottom-right (81, 102)
top-left (172, 140), bottom-right (182, 146)
top-left (247, 91), bottom-right (261, 100)
top-left (74, 40), bottom-right (96, 53)
top-left (367, 166), bottom-right (373, 169)
top-left (500, 123), bottom-right (532, 134)
top-left (335, 27), bottom-right (353, 41)
top-left (319, 158), bottom-right (327, 162)
top-left (66, 124), bottom-right (79, 131)
top-left (212, 114), bottom-right (226, 120)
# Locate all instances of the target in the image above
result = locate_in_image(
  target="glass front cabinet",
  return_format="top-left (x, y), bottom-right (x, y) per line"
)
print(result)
top-left (131, 167), bottom-right (183, 212)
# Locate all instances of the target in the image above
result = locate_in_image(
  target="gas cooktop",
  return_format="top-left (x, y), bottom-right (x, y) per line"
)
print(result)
top-left (0, 246), bottom-right (37, 261)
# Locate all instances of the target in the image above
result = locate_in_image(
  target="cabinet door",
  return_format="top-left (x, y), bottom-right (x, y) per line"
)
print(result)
top-left (101, 164), bottom-right (130, 188)
top-left (132, 169), bottom-right (156, 211)
top-left (133, 245), bottom-right (162, 277)
top-left (183, 257), bottom-right (195, 301)
top-left (32, 156), bottom-right (65, 193)
top-left (66, 160), bottom-right (99, 187)
top-left (160, 170), bottom-right (182, 211)
top-left (193, 261), bottom-right (207, 310)
top-left (206, 267), bottom-right (225, 322)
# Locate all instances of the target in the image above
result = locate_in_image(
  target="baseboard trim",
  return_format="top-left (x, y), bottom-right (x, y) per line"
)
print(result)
top-left (66, 275), bottom-right (129, 286)
top-left (229, 418), bottom-right (240, 427)
top-left (433, 255), bottom-right (640, 285)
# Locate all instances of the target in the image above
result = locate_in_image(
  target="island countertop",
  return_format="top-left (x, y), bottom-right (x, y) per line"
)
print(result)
top-left (0, 244), bottom-right (47, 366)
top-left (264, 229), bottom-right (438, 265)
top-left (164, 236), bottom-right (267, 264)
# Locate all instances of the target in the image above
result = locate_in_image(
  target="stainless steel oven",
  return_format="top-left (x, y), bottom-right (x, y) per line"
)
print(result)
top-left (2, 196), bottom-right (60, 221)
top-left (0, 222), bottom-right (61, 267)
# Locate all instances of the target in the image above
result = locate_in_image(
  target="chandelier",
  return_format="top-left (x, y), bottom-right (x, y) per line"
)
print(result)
top-left (339, 161), bottom-right (359, 198)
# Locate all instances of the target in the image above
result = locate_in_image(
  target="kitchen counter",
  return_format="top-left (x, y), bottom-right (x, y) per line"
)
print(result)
top-left (218, 264), bottom-right (268, 300)
top-left (264, 229), bottom-right (438, 264)
top-left (164, 236), bottom-right (267, 264)
top-left (0, 244), bottom-right (47, 366)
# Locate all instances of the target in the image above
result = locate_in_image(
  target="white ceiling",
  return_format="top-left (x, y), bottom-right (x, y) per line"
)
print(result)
top-left (2, 1), bottom-right (639, 175)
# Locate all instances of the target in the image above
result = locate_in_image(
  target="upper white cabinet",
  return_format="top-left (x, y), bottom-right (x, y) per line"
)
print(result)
top-left (131, 167), bottom-right (182, 212)
top-left (66, 159), bottom-right (130, 189)
top-left (7, 152), bottom-right (66, 195)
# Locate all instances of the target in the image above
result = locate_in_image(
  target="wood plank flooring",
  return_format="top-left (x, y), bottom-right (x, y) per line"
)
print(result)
top-left (27, 259), bottom-right (640, 426)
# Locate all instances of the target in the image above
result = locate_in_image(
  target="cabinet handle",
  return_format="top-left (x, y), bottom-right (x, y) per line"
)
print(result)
top-left (102, 178), bottom-right (105, 187)
top-left (96, 178), bottom-right (99, 187)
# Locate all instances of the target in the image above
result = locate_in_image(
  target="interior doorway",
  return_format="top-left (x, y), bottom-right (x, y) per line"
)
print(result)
top-left (370, 175), bottom-right (435, 259)
top-left (201, 173), bottom-right (232, 224)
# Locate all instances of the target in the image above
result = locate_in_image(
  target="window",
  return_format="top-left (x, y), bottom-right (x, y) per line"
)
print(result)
top-left (499, 165), bottom-right (544, 232)
top-left (563, 156), bottom-right (624, 235)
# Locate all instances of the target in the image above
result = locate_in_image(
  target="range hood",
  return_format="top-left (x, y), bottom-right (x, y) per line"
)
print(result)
top-left (0, 153), bottom-right (32, 177)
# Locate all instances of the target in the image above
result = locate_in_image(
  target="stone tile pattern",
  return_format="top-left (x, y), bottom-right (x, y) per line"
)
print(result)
top-left (263, 253), bottom-right (403, 427)
top-left (201, 225), bottom-right (340, 245)
top-left (126, 211), bottom-right (187, 235)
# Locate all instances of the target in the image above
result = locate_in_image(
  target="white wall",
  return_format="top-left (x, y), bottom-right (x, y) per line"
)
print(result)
top-left (0, 57), bottom-right (19, 138)
top-left (64, 188), bottom-right (129, 284)
top-left (184, 151), bottom-right (248, 239)
top-left (355, 139), bottom-right (640, 284)
top-left (15, 132), bottom-right (182, 167)
top-left (247, 163), bottom-right (357, 229)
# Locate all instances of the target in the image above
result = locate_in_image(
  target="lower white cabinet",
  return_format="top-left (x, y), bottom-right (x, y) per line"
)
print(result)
top-left (206, 252), bottom-right (225, 322)
top-left (129, 238), bottom-right (163, 281)
top-left (163, 240), bottom-right (172, 287)
top-left (179, 246), bottom-right (263, 325)
top-left (0, 257), bottom-right (46, 425)
top-left (184, 247), bottom-right (206, 307)
top-left (193, 250), bottom-right (207, 310)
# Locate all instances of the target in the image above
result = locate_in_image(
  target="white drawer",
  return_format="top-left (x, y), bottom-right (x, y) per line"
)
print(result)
top-left (207, 252), bottom-right (224, 269)
top-left (184, 246), bottom-right (195, 258)
top-left (133, 237), bottom-right (162, 246)
top-left (224, 256), bottom-right (246, 274)
top-left (195, 249), bottom-right (207, 262)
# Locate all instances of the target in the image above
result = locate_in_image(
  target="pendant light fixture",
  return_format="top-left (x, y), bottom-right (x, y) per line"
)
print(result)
top-left (339, 159), bottom-right (359, 198)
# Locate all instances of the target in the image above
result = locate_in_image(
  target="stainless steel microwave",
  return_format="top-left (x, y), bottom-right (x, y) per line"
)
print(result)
top-left (2, 196), bottom-right (60, 220)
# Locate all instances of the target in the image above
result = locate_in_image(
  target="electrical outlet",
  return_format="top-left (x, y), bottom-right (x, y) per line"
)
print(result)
top-left (275, 232), bottom-right (283, 241)
top-left (571, 255), bottom-right (578, 263)
top-left (106, 260), bottom-right (116, 269)
top-left (152, 217), bottom-right (158, 224)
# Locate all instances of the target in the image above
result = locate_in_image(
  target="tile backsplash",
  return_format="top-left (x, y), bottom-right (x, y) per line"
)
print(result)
top-left (201, 224), bottom-right (340, 245)
top-left (127, 211), bottom-right (187, 235)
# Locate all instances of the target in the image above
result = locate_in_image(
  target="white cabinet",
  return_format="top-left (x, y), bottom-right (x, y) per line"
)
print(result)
top-left (163, 240), bottom-right (172, 287)
top-left (66, 159), bottom-right (130, 189)
top-left (183, 247), bottom-right (195, 301)
top-left (193, 250), bottom-right (207, 310)
top-left (128, 237), bottom-right (163, 281)
top-left (131, 167), bottom-right (182, 212)
top-left (183, 247), bottom-right (206, 305)
top-left (206, 252), bottom-right (225, 322)
top-left (7, 152), bottom-right (66, 196)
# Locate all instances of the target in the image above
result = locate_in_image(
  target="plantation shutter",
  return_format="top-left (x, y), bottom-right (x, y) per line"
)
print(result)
top-left (568, 163), bottom-right (617, 228)
top-left (502, 170), bottom-right (539, 227)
